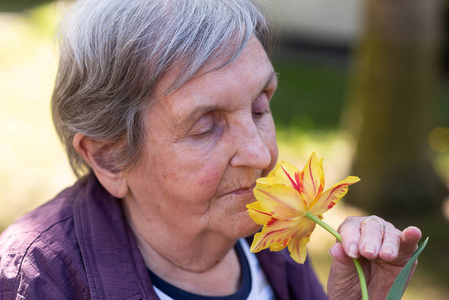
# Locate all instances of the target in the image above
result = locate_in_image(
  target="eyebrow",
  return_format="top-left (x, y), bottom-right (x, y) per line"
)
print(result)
top-left (176, 70), bottom-right (278, 127)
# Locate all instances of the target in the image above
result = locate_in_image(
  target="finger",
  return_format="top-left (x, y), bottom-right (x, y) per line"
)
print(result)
top-left (338, 216), bottom-right (363, 259)
top-left (380, 225), bottom-right (421, 264)
top-left (397, 226), bottom-right (422, 262)
top-left (359, 216), bottom-right (385, 260)
top-left (379, 226), bottom-right (402, 261)
top-left (329, 243), bottom-right (355, 265)
top-left (402, 226), bottom-right (422, 246)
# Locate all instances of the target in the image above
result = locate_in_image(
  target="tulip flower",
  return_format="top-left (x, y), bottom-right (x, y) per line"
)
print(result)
top-left (247, 152), bottom-right (360, 263)
top-left (247, 152), bottom-right (428, 300)
top-left (247, 152), bottom-right (368, 299)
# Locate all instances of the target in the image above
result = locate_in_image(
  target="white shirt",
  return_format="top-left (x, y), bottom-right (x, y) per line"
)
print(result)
top-left (152, 239), bottom-right (275, 300)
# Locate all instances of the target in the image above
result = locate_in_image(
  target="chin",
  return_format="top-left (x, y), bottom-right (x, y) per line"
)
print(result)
top-left (228, 213), bottom-right (263, 239)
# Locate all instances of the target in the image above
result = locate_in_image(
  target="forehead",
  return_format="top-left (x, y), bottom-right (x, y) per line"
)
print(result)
top-left (154, 37), bottom-right (276, 122)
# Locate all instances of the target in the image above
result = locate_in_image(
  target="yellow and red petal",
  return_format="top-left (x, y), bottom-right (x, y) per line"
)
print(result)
top-left (269, 243), bottom-right (288, 252)
top-left (299, 152), bottom-right (325, 207)
top-left (266, 164), bottom-right (277, 178)
top-left (254, 183), bottom-right (306, 220)
top-left (287, 218), bottom-right (316, 264)
top-left (249, 218), bottom-right (300, 253)
top-left (256, 174), bottom-right (278, 186)
top-left (274, 161), bottom-right (302, 192)
top-left (309, 176), bottom-right (360, 216)
top-left (246, 201), bottom-right (272, 225)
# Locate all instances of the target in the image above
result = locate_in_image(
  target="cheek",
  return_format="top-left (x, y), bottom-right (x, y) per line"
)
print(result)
top-left (159, 149), bottom-right (227, 205)
top-left (192, 155), bottom-right (229, 199)
top-left (262, 118), bottom-right (279, 176)
top-left (196, 166), bottom-right (223, 188)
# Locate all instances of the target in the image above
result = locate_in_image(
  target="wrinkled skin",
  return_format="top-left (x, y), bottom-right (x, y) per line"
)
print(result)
top-left (76, 35), bottom-right (422, 298)
top-left (328, 216), bottom-right (421, 300)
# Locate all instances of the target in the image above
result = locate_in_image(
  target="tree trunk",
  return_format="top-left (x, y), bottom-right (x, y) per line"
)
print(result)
top-left (343, 0), bottom-right (449, 284)
top-left (344, 0), bottom-right (447, 221)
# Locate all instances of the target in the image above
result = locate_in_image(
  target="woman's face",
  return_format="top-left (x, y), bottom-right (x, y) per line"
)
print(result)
top-left (125, 37), bottom-right (278, 241)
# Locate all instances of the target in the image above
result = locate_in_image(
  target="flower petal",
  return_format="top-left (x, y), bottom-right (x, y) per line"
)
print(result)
top-left (309, 176), bottom-right (361, 216)
top-left (254, 183), bottom-right (306, 220)
top-left (256, 174), bottom-right (278, 186)
top-left (257, 161), bottom-right (301, 192)
top-left (246, 201), bottom-right (272, 225)
top-left (274, 161), bottom-right (302, 192)
top-left (299, 152), bottom-right (325, 207)
top-left (287, 218), bottom-right (316, 264)
top-left (250, 218), bottom-right (300, 253)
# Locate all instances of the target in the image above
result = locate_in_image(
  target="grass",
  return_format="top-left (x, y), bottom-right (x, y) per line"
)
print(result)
top-left (1, 3), bottom-right (448, 299)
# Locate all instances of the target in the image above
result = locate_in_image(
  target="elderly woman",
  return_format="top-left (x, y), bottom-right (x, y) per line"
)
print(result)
top-left (0, 0), bottom-right (421, 299)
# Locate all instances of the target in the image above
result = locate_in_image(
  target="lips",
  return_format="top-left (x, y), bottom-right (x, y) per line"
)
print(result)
top-left (219, 183), bottom-right (256, 198)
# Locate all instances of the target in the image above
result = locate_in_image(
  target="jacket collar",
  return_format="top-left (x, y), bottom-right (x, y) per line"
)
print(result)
top-left (73, 174), bottom-right (158, 299)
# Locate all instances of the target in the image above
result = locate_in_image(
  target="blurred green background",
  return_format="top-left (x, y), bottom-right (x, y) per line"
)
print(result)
top-left (0, 1), bottom-right (448, 299)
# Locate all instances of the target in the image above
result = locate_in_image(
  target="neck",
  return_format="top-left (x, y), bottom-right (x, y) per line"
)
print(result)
top-left (122, 199), bottom-right (242, 296)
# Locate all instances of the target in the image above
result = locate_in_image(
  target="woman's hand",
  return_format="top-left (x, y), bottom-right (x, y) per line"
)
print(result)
top-left (327, 216), bottom-right (422, 300)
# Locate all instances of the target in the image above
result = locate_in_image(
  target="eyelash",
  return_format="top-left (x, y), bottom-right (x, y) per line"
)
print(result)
top-left (195, 124), bottom-right (216, 137)
top-left (191, 91), bottom-right (271, 139)
top-left (252, 110), bottom-right (269, 119)
top-left (195, 109), bottom-right (267, 137)
top-left (252, 93), bottom-right (270, 120)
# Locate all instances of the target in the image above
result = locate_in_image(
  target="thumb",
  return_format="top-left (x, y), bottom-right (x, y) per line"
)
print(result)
top-left (327, 243), bottom-right (364, 298)
top-left (329, 242), bottom-right (357, 266)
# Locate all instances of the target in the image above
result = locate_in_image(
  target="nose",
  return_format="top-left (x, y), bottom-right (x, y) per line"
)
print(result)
top-left (229, 119), bottom-right (272, 170)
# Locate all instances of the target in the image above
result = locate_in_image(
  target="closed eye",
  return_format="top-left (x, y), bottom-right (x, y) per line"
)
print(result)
top-left (252, 111), bottom-right (266, 119)
top-left (194, 124), bottom-right (216, 137)
top-left (189, 113), bottom-right (217, 138)
top-left (252, 93), bottom-right (270, 120)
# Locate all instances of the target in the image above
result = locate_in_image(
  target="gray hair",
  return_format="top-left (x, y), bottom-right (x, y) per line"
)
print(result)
top-left (52, 0), bottom-right (275, 178)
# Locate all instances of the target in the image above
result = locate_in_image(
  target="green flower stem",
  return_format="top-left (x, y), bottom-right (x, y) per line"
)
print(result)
top-left (305, 212), bottom-right (369, 300)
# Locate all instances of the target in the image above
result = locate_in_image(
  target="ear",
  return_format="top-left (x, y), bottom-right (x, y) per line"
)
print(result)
top-left (73, 133), bottom-right (128, 198)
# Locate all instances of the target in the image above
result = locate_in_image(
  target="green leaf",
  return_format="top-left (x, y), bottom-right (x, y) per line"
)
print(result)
top-left (386, 237), bottom-right (429, 300)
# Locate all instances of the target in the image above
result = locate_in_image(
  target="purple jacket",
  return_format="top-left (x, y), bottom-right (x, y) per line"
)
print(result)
top-left (0, 174), bottom-right (328, 300)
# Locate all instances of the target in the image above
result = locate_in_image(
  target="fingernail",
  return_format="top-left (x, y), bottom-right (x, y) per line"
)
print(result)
top-left (363, 244), bottom-right (376, 255)
top-left (348, 243), bottom-right (358, 258)
top-left (328, 248), bottom-right (335, 260)
top-left (381, 247), bottom-right (393, 256)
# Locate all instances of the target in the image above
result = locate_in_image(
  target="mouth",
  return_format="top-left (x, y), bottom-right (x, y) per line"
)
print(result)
top-left (220, 183), bottom-right (256, 198)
